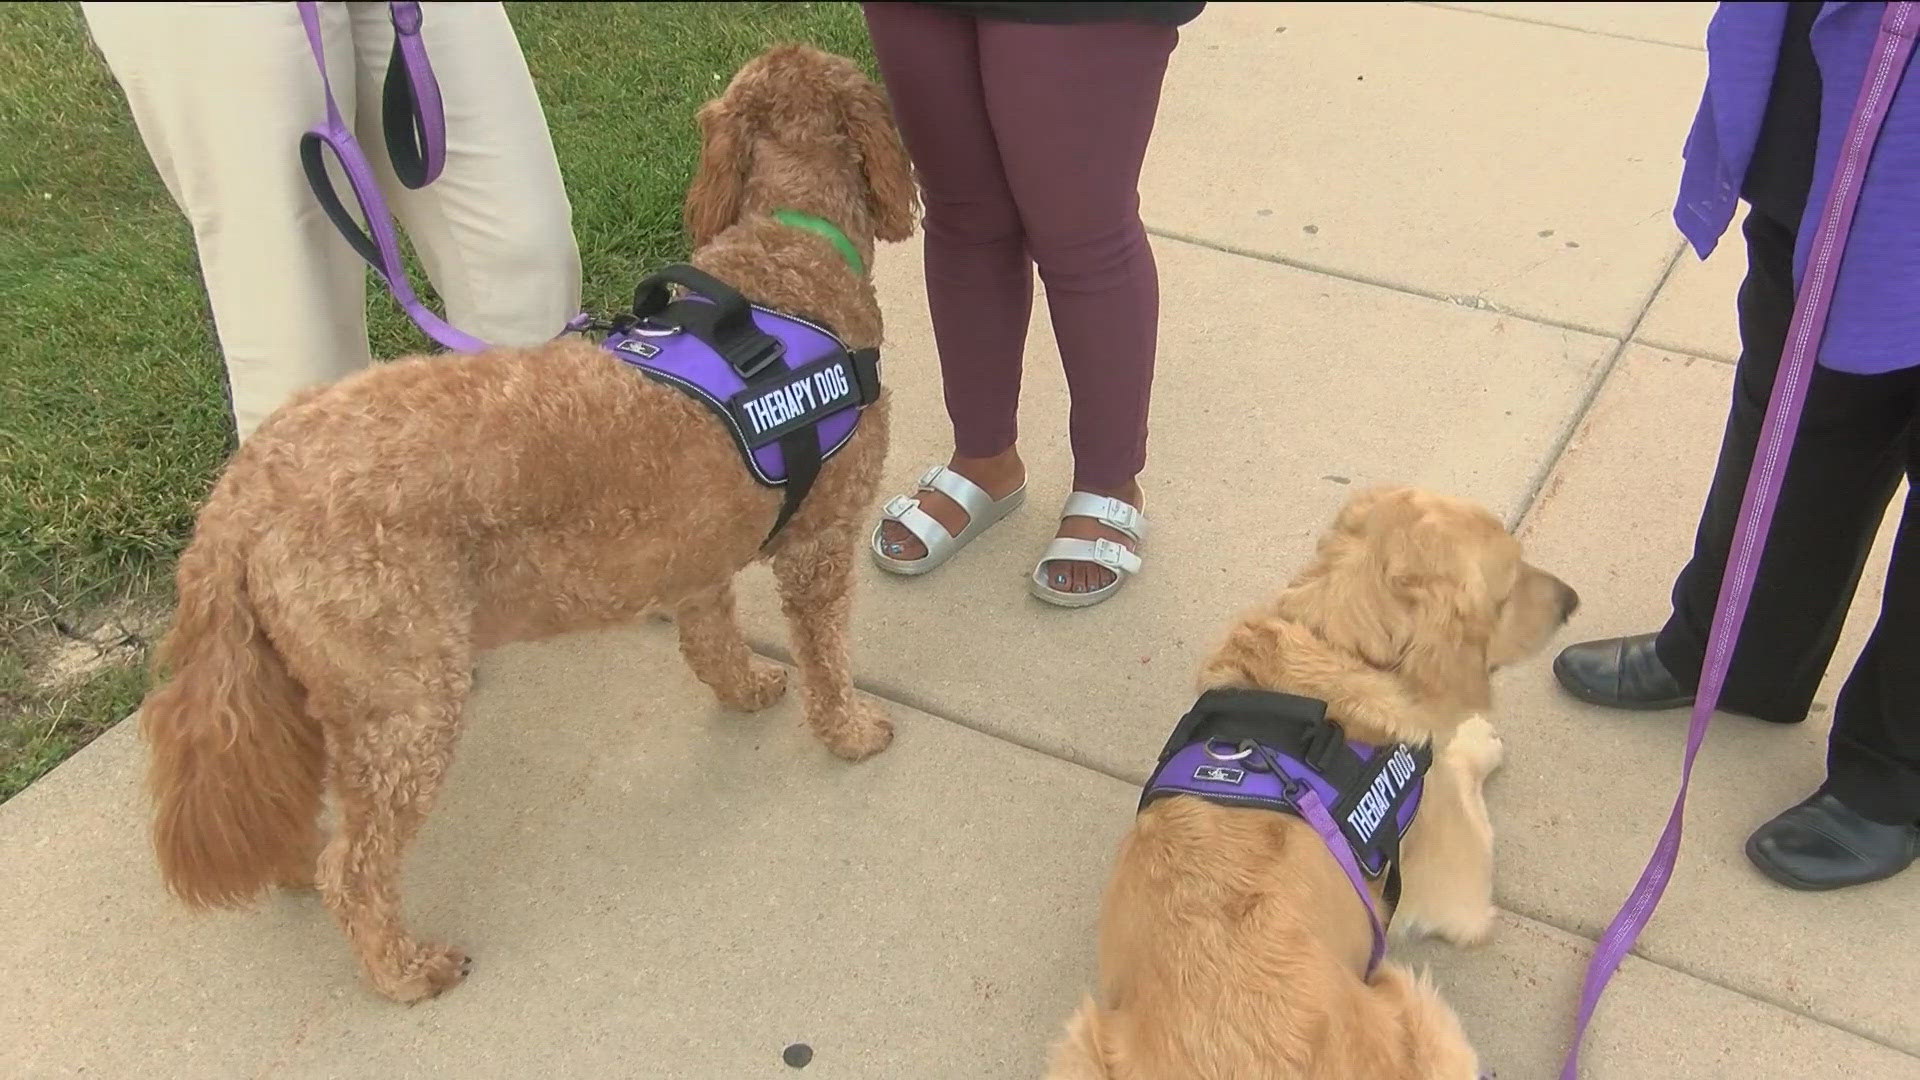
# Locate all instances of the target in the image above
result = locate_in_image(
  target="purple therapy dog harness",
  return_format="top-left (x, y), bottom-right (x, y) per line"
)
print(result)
top-left (291, 1), bottom-right (879, 543)
top-left (602, 263), bottom-right (881, 538)
top-left (1139, 688), bottom-right (1432, 978)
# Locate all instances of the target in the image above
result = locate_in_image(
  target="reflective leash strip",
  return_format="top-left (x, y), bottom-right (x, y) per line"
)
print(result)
top-left (1559, 5), bottom-right (1918, 1076)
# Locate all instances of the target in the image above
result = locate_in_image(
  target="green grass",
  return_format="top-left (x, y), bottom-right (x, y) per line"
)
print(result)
top-left (0, 1), bottom-right (876, 802)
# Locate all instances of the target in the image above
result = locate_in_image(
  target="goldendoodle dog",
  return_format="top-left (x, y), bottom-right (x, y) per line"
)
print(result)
top-left (137, 44), bottom-right (918, 1003)
top-left (1046, 487), bottom-right (1579, 1079)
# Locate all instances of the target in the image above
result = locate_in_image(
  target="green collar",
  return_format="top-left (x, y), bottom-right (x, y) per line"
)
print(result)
top-left (771, 208), bottom-right (865, 277)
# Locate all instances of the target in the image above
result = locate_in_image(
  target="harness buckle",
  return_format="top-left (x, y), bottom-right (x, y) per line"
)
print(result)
top-left (727, 336), bottom-right (785, 380)
top-left (1303, 717), bottom-right (1347, 771)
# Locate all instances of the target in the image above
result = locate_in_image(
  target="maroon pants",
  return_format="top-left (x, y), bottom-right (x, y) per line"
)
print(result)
top-left (862, 3), bottom-right (1178, 491)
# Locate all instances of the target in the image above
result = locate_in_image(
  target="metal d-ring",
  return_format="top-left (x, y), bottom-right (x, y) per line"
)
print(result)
top-left (629, 317), bottom-right (682, 338)
top-left (1203, 738), bottom-right (1256, 763)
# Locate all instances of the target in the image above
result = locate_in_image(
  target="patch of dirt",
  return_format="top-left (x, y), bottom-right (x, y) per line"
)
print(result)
top-left (23, 598), bottom-right (169, 690)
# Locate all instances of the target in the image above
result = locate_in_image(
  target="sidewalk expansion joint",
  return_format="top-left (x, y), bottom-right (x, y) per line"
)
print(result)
top-left (1417, 3), bottom-right (1708, 53)
top-left (741, 635), bottom-right (1141, 787)
top-left (1143, 225), bottom-right (1620, 342)
top-left (1510, 238), bottom-right (1687, 532)
top-left (1495, 898), bottom-right (1920, 1061)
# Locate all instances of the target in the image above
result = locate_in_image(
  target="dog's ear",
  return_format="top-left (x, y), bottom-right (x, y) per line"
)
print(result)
top-left (1377, 507), bottom-right (1498, 713)
top-left (1389, 568), bottom-right (1493, 714)
top-left (844, 79), bottom-right (919, 242)
top-left (684, 98), bottom-right (749, 249)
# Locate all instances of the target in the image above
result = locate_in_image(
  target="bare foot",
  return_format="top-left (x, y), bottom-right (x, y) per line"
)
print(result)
top-left (1039, 482), bottom-right (1144, 595)
top-left (875, 448), bottom-right (1026, 562)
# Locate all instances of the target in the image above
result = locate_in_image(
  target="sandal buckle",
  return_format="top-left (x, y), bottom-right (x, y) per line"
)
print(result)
top-left (883, 495), bottom-right (916, 518)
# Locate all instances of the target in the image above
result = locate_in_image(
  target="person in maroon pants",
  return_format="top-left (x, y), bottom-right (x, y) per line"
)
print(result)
top-left (864, 1), bottom-right (1204, 608)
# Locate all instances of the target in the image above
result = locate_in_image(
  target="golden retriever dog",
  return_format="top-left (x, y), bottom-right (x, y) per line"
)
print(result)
top-left (136, 45), bottom-right (918, 1004)
top-left (1046, 487), bottom-right (1579, 1079)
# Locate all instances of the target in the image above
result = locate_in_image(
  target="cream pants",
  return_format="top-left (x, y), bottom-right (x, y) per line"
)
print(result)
top-left (81, 1), bottom-right (582, 439)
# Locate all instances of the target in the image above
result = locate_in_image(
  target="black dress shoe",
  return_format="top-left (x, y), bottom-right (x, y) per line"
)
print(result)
top-left (1552, 633), bottom-right (1694, 710)
top-left (1745, 792), bottom-right (1919, 891)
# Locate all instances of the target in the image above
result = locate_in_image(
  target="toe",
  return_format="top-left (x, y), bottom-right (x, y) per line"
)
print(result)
top-left (1040, 560), bottom-right (1119, 594)
top-left (878, 520), bottom-right (926, 560)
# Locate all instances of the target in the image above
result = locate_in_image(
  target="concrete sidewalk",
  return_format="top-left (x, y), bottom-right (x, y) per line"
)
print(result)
top-left (4, 3), bottom-right (1915, 1077)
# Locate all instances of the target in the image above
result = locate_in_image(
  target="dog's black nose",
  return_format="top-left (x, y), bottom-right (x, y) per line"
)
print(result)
top-left (1559, 581), bottom-right (1581, 619)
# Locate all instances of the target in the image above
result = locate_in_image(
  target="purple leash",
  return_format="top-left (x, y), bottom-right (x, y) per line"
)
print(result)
top-left (294, 2), bottom-right (591, 352)
top-left (1559, 5), bottom-right (1917, 1076)
top-left (1295, 785), bottom-right (1389, 977)
top-left (380, 1), bottom-right (446, 190)
top-left (295, 0), bottom-right (487, 353)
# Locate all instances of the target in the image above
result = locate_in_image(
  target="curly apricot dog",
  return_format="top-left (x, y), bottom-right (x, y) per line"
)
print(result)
top-left (137, 45), bottom-right (918, 1003)
top-left (1046, 487), bottom-right (1579, 1079)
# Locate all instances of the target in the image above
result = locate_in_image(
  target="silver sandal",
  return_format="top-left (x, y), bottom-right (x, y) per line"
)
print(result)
top-left (871, 464), bottom-right (1026, 576)
top-left (1028, 492), bottom-right (1146, 608)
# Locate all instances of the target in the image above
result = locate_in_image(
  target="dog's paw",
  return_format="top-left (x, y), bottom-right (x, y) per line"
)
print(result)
top-left (821, 701), bottom-right (894, 762)
top-left (718, 659), bottom-right (789, 713)
top-left (1448, 714), bottom-right (1505, 779)
top-left (1430, 905), bottom-right (1498, 949)
top-left (376, 943), bottom-right (471, 1004)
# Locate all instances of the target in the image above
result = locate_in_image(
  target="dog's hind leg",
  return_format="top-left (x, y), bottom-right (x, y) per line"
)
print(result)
top-left (314, 660), bottom-right (473, 1004)
top-left (1349, 962), bottom-right (1483, 1080)
top-left (673, 582), bottom-right (789, 711)
top-left (1042, 997), bottom-right (1115, 1080)
top-left (771, 529), bottom-right (893, 761)
top-left (1393, 716), bottom-right (1504, 947)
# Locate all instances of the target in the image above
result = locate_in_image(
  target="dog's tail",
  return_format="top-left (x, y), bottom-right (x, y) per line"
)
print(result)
top-left (140, 502), bottom-right (323, 908)
top-left (1042, 997), bottom-right (1115, 1080)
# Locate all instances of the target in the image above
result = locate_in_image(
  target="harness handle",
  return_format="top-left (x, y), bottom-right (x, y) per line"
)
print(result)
top-left (632, 263), bottom-right (782, 378)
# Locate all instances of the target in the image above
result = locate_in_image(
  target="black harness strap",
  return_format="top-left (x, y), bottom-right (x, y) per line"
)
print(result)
top-left (1153, 688), bottom-right (1360, 785)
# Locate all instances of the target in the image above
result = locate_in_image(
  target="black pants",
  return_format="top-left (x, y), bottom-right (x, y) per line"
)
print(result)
top-left (1653, 201), bottom-right (1920, 826)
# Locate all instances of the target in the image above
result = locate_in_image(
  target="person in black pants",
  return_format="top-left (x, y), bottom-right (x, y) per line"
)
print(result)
top-left (1554, 3), bottom-right (1920, 891)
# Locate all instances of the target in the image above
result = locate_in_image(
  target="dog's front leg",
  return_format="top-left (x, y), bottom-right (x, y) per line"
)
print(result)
top-left (771, 529), bottom-right (894, 760)
top-left (1392, 715), bottom-right (1504, 947)
top-left (674, 582), bottom-right (789, 711)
